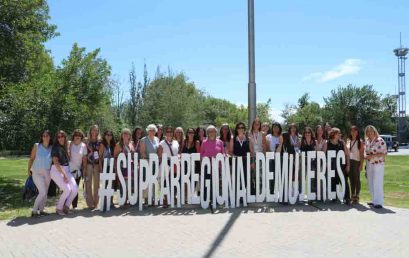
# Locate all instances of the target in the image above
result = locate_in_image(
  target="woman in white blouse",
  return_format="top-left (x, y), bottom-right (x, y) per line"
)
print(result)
top-left (364, 125), bottom-right (387, 209)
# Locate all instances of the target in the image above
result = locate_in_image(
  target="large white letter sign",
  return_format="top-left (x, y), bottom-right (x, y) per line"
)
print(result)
top-left (170, 156), bottom-right (181, 208)
top-left (190, 153), bottom-right (201, 205)
top-left (213, 153), bottom-right (225, 209)
top-left (180, 153), bottom-right (191, 205)
top-left (129, 153), bottom-right (138, 206)
top-left (327, 150), bottom-right (336, 201)
top-left (236, 156), bottom-right (247, 207)
top-left (336, 150), bottom-right (346, 201)
top-left (256, 152), bottom-right (266, 203)
top-left (224, 156), bottom-right (236, 208)
top-left (316, 151), bottom-right (327, 201)
top-left (148, 153), bottom-right (160, 205)
top-left (307, 151), bottom-right (317, 201)
top-left (265, 152), bottom-right (275, 202)
top-left (116, 153), bottom-right (127, 206)
top-left (299, 152), bottom-right (306, 202)
top-left (288, 153), bottom-right (299, 205)
top-left (160, 154), bottom-right (170, 205)
top-left (99, 158), bottom-right (115, 211)
top-left (246, 153), bottom-right (255, 203)
top-left (278, 152), bottom-right (289, 203)
top-left (139, 158), bottom-right (149, 211)
top-left (200, 157), bottom-right (211, 209)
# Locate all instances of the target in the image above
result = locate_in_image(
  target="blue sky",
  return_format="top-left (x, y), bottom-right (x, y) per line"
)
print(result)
top-left (45, 0), bottom-right (409, 122)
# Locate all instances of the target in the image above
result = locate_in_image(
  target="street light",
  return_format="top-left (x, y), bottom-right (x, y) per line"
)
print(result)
top-left (248, 0), bottom-right (257, 126)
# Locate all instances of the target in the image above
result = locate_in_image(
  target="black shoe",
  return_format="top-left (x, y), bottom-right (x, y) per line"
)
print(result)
top-left (39, 211), bottom-right (49, 216)
top-left (344, 199), bottom-right (351, 205)
top-left (374, 205), bottom-right (383, 209)
top-left (31, 211), bottom-right (40, 218)
top-left (367, 202), bottom-right (374, 206)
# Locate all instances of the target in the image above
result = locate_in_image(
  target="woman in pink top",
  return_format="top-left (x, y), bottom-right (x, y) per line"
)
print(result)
top-left (200, 125), bottom-right (225, 158)
top-left (199, 125), bottom-right (224, 209)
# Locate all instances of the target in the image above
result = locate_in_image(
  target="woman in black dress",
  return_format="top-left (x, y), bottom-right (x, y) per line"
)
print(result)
top-left (229, 122), bottom-right (254, 198)
top-left (326, 128), bottom-right (351, 204)
top-left (300, 127), bottom-right (317, 200)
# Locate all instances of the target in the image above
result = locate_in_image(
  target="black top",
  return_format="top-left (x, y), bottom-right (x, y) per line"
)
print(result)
top-left (327, 140), bottom-right (344, 152)
top-left (233, 136), bottom-right (250, 157)
top-left (182, 141), bottom-right (196, 154)
top-left (300, 140), bottom-right (316, 152)
top-left (51, 144), bottom-right (69, 166)
top-left (281, 141), bottom-right (295, 155)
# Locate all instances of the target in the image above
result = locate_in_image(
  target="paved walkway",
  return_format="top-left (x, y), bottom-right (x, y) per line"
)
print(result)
top-left (1, 203), bottom-right (408, 258)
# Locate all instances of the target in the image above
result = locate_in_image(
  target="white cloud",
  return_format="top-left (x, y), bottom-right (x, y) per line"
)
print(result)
top-left (303, 59), bottom-right (363, 83)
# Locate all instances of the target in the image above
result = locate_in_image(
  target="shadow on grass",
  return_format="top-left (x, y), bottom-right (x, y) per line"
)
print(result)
top-left (6, 201), bottom-right (396, 228)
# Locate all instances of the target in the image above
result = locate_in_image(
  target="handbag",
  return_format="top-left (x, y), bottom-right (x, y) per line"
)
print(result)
top-left (71, 169), bottom-right (82, 179)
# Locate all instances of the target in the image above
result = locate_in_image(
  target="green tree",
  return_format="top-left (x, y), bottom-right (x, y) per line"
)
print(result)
top-left (0, 0), bottom-right (58, 88)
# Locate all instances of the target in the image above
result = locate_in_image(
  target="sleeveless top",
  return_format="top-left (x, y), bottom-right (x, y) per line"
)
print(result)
top-left (250, 131), bottom-right (263, 153)
top-left (140, 136), bottom-right (159, 159)
top-left (233, 136), bottom-right (250, 157)
top-left (182, 140), bottom-right (196, 154)
top-left (315, 138), bottom-right (326, 151)
top-left (102, 144), bottom-right (113, 168)
top-left (281, 140), bottom-right (295, 155)
top-left (120, 143), bottom-right (134, 178)
top-left (347, 139), bottom-right (360, 161)
top-left (159, 139), bottom-right (179, 158)
top-left (266, 134), bottom-right (280, 152)
top-left (87, 140), bottom-right (101, 164)
top-left (290, 134), bottom-right (300, 153)
top-left (32, 143), bottom-right (52, 171)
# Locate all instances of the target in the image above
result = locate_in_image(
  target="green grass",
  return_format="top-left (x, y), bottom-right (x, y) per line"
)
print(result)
top-left (0, 156), bottom-right (408, 221)
top-left (0, 157), bottom-right (87, 220)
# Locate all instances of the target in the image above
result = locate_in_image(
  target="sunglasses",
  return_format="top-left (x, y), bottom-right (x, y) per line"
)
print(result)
top-left (237, 127), bottom-right (245, 130)
top-left (57, 135), bottom-right (65, 139)
top-left (42, 134), bottom-right (50, 138)
top-left (188, 131), bottom-right (195, 134)
top-left (106, 134), bottom-right (113, 137)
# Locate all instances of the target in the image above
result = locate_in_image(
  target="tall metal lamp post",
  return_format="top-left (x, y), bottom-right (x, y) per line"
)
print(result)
top-left (248, 0), bottom-right (257, 127)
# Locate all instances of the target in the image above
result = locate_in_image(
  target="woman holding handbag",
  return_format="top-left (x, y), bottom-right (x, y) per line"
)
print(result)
top-left (68, 129), bottom-right (88, 210)
top-left (28, 130), bottom-right (52, 217)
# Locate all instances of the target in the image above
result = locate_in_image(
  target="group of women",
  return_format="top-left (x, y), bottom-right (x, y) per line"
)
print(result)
top-left (27, 119), bottom-right (387, 217)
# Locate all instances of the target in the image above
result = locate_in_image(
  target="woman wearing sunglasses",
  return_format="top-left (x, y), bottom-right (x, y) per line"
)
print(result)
top-left (50, 130), bottom-right (78, 215)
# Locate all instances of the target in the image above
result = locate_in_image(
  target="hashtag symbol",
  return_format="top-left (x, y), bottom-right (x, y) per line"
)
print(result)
top-left (99, 158), bottom-right (115, 211)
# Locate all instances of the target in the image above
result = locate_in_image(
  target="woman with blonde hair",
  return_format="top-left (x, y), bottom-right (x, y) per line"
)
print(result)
top-left (85, 124), bottom-right (101, 209)
top-left (174, 127), bottom-right (184, 154)
top-left (364, 125), bottom-right (387, 209)
top-left (114, 128), bottom-right (135, 208)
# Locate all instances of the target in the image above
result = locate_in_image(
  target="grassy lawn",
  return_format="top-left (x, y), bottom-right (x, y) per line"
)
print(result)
top-left (0, 157), bottom-right (87, 221)
top-left (0, 156), bottom-right (408, 221)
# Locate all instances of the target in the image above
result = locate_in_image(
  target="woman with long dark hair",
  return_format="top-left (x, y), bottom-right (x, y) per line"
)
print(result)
top-left (99, 130), bottom-right (116, 210)
top-left (229, 122), bottom-right (254, 197)
top-left (347, 126), bottom-right (365, 204)
top-left (219, 123), bottom-right (232, 153)
top-left (50, 130), bottom-right (78, 215)
top-left (28, 130), bottom-right (53, 217)
top-left (68, 129), bottom-right (87, 210)
top-left (195, 126), bottom-right (207, 153)
top-left (301, 127), bottom-right (317, 199)
top-left (132, 126), bottom-right (143, 156)
top-left (182, 128), bottom-right (197, 154)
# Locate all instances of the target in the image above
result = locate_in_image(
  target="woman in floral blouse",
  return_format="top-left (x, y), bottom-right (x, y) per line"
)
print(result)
top-left (364, 125), bottom-right (387, 209)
